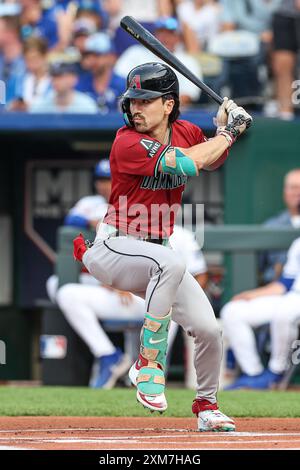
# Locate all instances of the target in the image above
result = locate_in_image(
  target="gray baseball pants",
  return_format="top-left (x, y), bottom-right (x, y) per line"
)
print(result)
top-left (83, 225), bottom-right (222, 401)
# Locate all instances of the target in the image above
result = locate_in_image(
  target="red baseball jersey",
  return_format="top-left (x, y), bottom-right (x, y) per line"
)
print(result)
top-left (104, 119), bottom-right (228, 238)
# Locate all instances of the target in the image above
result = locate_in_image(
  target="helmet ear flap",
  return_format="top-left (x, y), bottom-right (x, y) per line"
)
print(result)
top-left (121, 97), bottom-right (133, 127)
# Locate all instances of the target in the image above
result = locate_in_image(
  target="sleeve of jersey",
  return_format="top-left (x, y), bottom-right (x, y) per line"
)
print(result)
top-left (282, 238), bottom-right (300, 280)
top-left (114, 133), bottom-right (170, 177)
top-left (278, 275), bottom-right (294, 292)
top-left (64, 214), bottom-right (89, 228)
top-left (186, 250), bottom-right (207, 276)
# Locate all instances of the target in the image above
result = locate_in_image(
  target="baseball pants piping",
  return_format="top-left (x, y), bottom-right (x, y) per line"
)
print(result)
top-left (83, 235), bottom-right (222, 401)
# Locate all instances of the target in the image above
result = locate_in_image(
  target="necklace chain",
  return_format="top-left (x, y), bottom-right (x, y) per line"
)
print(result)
top-left (163, 127), bottom-right (170, 145)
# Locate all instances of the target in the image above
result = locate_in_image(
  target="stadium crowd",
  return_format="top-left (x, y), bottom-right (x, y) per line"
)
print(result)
top-left (0, 0), bottom-right (299, 118)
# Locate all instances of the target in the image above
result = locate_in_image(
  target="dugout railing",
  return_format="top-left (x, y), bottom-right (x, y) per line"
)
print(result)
top-left (57, 224), bottom-right (300, 295)
top-left (54, 225), bottom-right (300, 387)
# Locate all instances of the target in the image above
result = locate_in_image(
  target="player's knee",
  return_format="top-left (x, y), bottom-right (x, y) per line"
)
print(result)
top-left (193, 320), bottom-right (222, 344)
top-left (271, 310), bottom-right (289, 328)
top-left (164, 256), bottom-right (186, 282)
top-left (56, 284), bottom-right (78, 309)
top-left (220, 301), bottom-right (242, 325)
top-left (46, 275), bottom-right (58, 304)
top-left (82, 247), bottom-right (111, 285)
top-left (150, 255), bottom-right (186, 286)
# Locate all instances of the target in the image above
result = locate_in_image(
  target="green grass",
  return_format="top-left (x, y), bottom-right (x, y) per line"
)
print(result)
top-left (0, 387), bottom-right (300, 417)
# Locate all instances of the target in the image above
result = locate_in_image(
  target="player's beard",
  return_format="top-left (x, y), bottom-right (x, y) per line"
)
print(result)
top-left (133, 114), bottom-right (148, 132)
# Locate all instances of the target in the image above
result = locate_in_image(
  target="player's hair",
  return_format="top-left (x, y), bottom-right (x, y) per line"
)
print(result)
top-left (162, 93), bottom-right (180, 123)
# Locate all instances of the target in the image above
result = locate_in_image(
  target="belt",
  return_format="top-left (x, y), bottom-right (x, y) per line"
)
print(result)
top-left (115, 229), bottom-right (167, 245)
top-left (98, 223), bottom-right (169, 246)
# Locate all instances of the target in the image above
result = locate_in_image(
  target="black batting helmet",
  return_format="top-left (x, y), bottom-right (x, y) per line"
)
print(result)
top-left (121, 62), bottom-right (180, 126)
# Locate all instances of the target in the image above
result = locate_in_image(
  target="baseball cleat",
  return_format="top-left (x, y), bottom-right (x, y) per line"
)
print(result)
top-left (224, 369), bottom-right (283, 390)
top-left (129, 354), bottom-right (168, 412)
top-left (129, 354), bottom-right (157, 386)
top-left (90, 348), bottom-right (131, 389)
top-left (136, 390), bottom-right (168, 412)
top-left (192, 399), bottom-right (235, 432)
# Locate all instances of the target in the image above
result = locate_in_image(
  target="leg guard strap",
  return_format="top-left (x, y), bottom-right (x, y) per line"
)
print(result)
top-left (136, 367), bottom-right (165, 395)
top-left (140, 310), bottom-right (171, 370)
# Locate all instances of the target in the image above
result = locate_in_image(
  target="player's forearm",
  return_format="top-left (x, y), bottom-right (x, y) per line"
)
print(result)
top-left (253, 282), bottom-right (287, 297)
top-left (233, 281), bottom-right (286, 301)
top-left (158, 135), bottom-right (230, 176)
top-left (180, 135), bottom-right (230, 170)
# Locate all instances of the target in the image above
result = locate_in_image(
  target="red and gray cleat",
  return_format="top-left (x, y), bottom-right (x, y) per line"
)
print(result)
top-left (129, 354), bottom-right (167, 413)
top-left (192, 399), bottom-right (235, 432)
top-left (128, 353), bottom-right (147, 386)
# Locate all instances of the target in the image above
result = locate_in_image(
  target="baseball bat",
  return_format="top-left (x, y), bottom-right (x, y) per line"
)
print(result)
top-left (120, 16), bottom-right (223, 105)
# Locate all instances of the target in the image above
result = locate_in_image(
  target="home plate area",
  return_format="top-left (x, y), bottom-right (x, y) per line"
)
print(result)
top-left (0, 417), bottom-right (300, 450)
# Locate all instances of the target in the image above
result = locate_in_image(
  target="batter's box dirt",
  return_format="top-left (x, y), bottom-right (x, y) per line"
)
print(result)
top-left (0, 417), bottom-right (300, 450)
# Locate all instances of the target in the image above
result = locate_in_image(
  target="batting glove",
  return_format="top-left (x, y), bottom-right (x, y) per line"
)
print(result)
top-left (228, 106), bottom-right (253, 130)
top-left (214, 97), bottom-right (238, 128)
top-left (73, 233), bottom-right (88, 262)
top-left (217, 108), bottom-right (253, 147)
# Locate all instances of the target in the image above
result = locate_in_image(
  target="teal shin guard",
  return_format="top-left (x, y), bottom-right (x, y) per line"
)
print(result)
top-left (137, 311), bottom-right (171, 397)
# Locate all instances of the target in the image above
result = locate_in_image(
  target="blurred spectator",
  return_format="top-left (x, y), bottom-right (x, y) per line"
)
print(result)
top-left (209, 0), bottom-right (281, 101)
top-left (104, 0), bottom-right (173, 30)
top-left (221, 0), bottom-right (281, 36)
top-left (0, 12), bottom-right (26, 104)
top-left (76, 32), bottom-right (125, 113)
top-left (30, 58), bottom-right (98, 113)
top-left (260, 168), bottom-right (300, 283)
top-left (19, 0), bottom-right (104, 51)
top-left (114, 16), bottom-right (202, 106)
top-left (271, 0), bottom-right (300, 120)
top-left (54, 1), bottom-right (81, 52)
top-left (176, 0), bottom-right (221, 50)
top-left (9, 36), bottom-right (51, 111)
top-left (75, 0), bottom-right (108, 30)
top-left (105, 0), bottom-right (173, 55)
top-left (221, 236), bottom-right (300, 390)
top-left (72, 17), bottom-right (96, 53)
top-left (0, 3), bottom-right (21, 17)
top-left (19, 0), bottom-right (60, 48)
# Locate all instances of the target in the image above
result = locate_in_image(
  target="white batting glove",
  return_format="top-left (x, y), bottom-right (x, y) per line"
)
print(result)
top-left (217, 105), bottom-right (253, 147)
top-left (228, 106), bottom-right (253, 133)
top-left (214, 97), bottom-right (239, 128)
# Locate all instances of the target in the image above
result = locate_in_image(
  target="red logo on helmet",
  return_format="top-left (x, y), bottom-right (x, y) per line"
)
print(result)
top-left (129, 74), bottom-right (141, 89)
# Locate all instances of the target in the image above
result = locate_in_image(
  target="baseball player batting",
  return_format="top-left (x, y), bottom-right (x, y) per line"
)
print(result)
top-left (73, 62), bottom-right (252, 431)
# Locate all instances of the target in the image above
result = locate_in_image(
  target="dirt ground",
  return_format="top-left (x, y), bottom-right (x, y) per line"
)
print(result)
top-left (0, 417), bottom-right (300, 450)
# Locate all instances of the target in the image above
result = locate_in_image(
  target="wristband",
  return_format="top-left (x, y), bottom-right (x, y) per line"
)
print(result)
top-left (216, 126), bottom-right (236, 147)
top-left (218, 131), bottom-right (235, 147)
